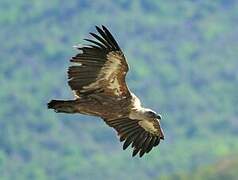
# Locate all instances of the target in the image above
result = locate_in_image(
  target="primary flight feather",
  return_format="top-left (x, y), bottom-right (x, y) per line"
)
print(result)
top-left (48, 25), bottom-right (164, 157)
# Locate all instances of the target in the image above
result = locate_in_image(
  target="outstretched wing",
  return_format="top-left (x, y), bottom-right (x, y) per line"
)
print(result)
top-left (68, 25), bottom-right (130, 98)
top-left (104, 117), bottom-right (164, 157)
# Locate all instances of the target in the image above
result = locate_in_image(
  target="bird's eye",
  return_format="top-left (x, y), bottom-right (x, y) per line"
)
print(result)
top-left (147, 111), bottom-right (156, 118)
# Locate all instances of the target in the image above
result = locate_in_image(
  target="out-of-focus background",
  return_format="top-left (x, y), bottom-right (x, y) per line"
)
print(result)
top-left (1, 1), bottom-right (238, 179)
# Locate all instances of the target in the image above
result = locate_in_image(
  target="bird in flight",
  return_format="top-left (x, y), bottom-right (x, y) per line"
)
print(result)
top-left (48, 25), bottom-right (164, 157)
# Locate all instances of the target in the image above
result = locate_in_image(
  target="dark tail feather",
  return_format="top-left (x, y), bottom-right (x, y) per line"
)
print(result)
top-left (47, 100), bottom-right (77, 113)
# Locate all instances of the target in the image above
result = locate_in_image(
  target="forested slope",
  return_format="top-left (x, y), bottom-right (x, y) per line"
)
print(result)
top-left (0, 1), bottom-right (238, 179)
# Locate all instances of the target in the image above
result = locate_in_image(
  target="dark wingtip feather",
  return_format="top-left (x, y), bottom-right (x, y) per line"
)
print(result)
top-left (90, 32), bottom-right (111, 49)
top-left (84, 38), bottom-right (106, 49)
top-left (101, 25), bottom-right (121, 50)
top-left (154, 137), bottom-right (160, 146)
top-left (145, 137), bottom-right (156, 153)
top-left (139, 149), bottom-right (146, 157)
top-left (123, 139), bottom-right (131, 150)
top-left (102, 25), bottom-right (110, 34)
top-left (132, 148), bottom-right (140, 157)
top-left (138, 135), bottom-right (152, 157)
top-left (95, 26), bottom-right (104, 37)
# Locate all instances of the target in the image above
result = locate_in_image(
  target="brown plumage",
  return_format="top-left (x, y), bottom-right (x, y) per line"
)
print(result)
top-left (48, 25), bottom-right (164, 157)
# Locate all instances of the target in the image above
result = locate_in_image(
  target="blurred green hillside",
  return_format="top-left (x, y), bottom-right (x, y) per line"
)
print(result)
top-left (0, 0), bottom-right (238, 179)
top-left (161, 156), bottom-right (238, 180)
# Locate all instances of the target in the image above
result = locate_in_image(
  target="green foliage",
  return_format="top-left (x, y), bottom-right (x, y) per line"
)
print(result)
top-left (1, 0), bottom-right (238, 179)
top-left (161, 156), bottom-right (238, 180)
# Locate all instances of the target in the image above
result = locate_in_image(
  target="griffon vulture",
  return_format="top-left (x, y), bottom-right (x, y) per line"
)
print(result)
top-left (48, 26), bottom-right (164, 157)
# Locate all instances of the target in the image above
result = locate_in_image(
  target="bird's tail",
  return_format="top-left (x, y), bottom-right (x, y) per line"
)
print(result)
top-left (47, 100), bottom-right (78, 113)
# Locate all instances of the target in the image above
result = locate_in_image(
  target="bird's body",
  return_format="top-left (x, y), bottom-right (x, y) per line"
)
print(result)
top-left (48, 26), bottom-right (164, 157)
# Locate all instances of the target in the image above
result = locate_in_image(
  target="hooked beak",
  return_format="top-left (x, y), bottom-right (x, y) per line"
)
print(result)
top-left (156, 114), bottom-right (164, 140)
top-left (160, 127), bottom-right (165, 140)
